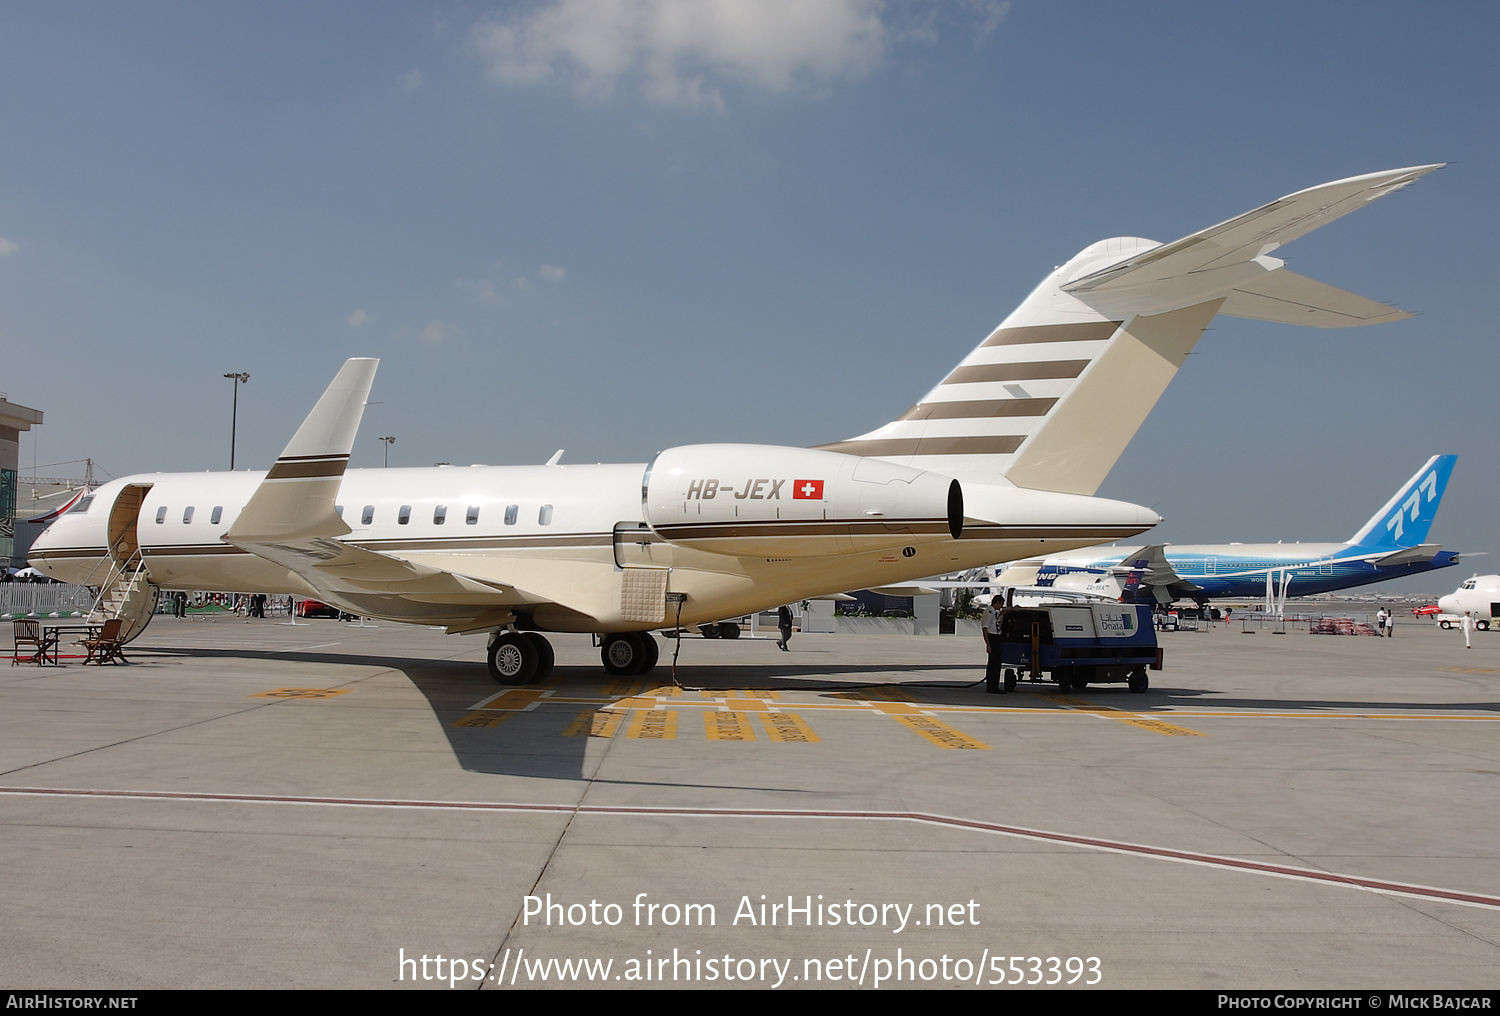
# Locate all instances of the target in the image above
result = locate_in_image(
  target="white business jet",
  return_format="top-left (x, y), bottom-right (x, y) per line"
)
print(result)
top-left (30, 166), bottom-right (1441, 682)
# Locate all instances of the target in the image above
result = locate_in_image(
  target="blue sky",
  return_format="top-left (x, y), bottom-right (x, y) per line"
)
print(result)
top-left (2, 1), bottom-right (1495, 591)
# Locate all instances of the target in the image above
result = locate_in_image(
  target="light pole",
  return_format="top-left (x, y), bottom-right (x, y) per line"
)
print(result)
top-left (379, 435), bottom-right (395, 467)
top-left (224, 373), bottom-right (250, 469)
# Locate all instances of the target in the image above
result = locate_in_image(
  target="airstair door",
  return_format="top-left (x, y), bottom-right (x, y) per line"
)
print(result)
top-left (106, 483), bottom-right (153, 565)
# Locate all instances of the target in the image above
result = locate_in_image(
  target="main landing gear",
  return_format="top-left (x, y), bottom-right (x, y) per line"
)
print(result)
top-left (485, 630), bottom-right (661, 683)
top-left (486, 631), bottom-right (555, 685)
top-left (600, 632), bottom-right (659, 676)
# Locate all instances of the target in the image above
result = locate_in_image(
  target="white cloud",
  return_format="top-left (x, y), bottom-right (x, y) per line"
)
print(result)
top-left (0, 237), bottom-right (18, 257)
top-left (471, 0), bottom-right (887, 109)
top-left (420, 319), bottom-right (447, 344)
top-left (348, 309), bottom-right (368, 327)
top-left (456, 278), bottom-right (503, 304)
top-left (400, 69), bottom-right (425, 92)
top-left (537, 264), bottom-right (566, 283)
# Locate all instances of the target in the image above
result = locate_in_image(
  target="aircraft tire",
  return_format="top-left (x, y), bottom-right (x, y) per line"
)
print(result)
top-left (718, 622), bottom-right (741, 639)
top-left (632, 633), bottom-right (659, 676)
top-left (522, 633), bottom-right (555, 684)
top-left (488, 632), bottom-right (538, 685)
top-left (1128, 669), bottom-right (1149, 694)
top-left (601, 633), bottom-right (644, 676)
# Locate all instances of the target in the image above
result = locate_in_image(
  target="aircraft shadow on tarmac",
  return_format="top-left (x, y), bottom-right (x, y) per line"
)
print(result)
top-left (139, 648), bottom-right (1500, 783)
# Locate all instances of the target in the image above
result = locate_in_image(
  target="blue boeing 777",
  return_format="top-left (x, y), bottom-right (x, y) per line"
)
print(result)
top-left (1022, 456), bottom-right (1460, 605)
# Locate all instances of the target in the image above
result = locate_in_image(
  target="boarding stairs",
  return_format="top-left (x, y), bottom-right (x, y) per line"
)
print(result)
top-left (89, 552), bottom-right (159, 643)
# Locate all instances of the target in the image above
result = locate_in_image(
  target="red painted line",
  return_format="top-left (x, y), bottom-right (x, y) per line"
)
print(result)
top-left (4, 786), bottom-right (1497, 910)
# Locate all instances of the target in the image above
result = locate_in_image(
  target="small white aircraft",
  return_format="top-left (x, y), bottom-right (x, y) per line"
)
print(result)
top-left (1437, 576), bottom-right (1499, 630)
top-left (30, 166), bottom-right (1441, 682)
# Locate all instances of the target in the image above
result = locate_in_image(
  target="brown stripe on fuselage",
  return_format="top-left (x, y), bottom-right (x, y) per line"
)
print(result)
top-left (653, 518), bottom-right (952, 541)
top-left (816, 435), bottom-right (1025, 457)
top-left (980, 320), bottom-right (1121, 347)
top-left (899, 398), bottom-right (1056, 421)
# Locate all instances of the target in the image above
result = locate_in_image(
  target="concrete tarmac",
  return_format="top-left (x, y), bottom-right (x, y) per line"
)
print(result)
top-left (2, 610), bottom-right (1497, 989)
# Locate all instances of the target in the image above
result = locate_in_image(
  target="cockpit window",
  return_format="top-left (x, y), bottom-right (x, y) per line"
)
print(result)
top-left (66, 496), bottom-right (94, 515)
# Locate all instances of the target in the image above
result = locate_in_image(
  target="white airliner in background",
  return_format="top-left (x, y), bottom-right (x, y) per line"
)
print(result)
top-left (29, 165), bottom-right (1442, 682)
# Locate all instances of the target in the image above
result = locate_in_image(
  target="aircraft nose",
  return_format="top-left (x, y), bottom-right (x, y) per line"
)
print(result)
top-left (1437, 595), bottom-right (1457, 615)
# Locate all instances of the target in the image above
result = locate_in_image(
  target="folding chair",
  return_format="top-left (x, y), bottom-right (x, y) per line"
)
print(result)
top-left (81, 618), bottom-right (129, 665)
top-left (12, 619), bottom-right (54, 665)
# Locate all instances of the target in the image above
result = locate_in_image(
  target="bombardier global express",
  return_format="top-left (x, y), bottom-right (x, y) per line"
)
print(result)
top-left (29, 166), bottom-right (1443, 682)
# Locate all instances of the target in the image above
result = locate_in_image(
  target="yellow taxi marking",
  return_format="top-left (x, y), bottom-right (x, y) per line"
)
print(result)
top-left (1042, 692), bottom-right (1203, 736)
top-left (893, 715), bottom-right (989, 749)
top-left (1115, 716), bottom-right (1204, 737)
top-left (705, 711), bottom-right (757, 741)
top-left (604, 680), bottom-right (648, 697)
top-left (563, 709), bottom-right (624, 738)
top-left (615, 696), bottom-right (658, 709)
top-left (476, 689), bottom-right (544, 710)
top-left (639, 685), bottom-right (683, 698)
top-left (723, 697), bottom-right (769, 712)
top-left (1443, 668), bottom-right (1500, 674)
top-left (626, 709), bottom-right (677, 739)
top-left (251, 688), bottom-right (350, 700)
top-left (758, 712), bottom-right (820, 743)
top-left (452, 711), bottom-right (517, 729)
top-left (870, 701), bottom-right (924, 715)
top-left (699, 689), bottom-right (781, 700)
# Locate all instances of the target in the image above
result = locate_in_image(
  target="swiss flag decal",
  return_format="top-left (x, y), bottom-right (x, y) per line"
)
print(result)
top-left (792, 479), bottom-right (824, 500)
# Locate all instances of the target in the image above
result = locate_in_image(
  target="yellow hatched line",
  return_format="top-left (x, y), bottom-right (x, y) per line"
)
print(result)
top-left (705, 711), bottom-right (757, 741)
top-left (893, 715), bottom-right (989, 749)
top-left (452, 711), bottom-right (518, 729)
top-left (251, 688), bottom-right (351, 700)
top-left (1044, 693), bottom-right (1203, 737)
top-left (625, 709), bottom-right (677, 739)
top-left (758, 712), bottom-right (820, 743)
top-left (563, 708), bottom-right (624, 738)
top-left (476, 689), bottom-right (544, 710)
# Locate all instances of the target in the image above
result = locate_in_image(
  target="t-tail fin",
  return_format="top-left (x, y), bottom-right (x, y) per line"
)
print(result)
top-left (818, 165), bottom-right (1443, 495)
top-left (1346, 454), bottom-right (1457, 551)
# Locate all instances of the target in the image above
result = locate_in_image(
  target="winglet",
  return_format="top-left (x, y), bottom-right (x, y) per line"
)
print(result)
top-left (226, 358), bottom-right (378, 543)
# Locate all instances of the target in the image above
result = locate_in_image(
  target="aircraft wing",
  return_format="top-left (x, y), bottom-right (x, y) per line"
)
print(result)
top-left (1060, 165), bottom-right (1442, 319)
top-left (223, 359), bottom-right (557, 623)
top-left (1114, 544), bottom-right (1198, 591)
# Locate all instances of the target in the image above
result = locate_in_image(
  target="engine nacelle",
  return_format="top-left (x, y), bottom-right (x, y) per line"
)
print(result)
top-left (643, 444), bottom-right (962, 558)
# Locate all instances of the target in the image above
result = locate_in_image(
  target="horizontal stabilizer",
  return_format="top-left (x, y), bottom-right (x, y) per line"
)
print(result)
top-left (1061, 165), bottom-right (1443, 312)
top-left (1369, 544), bottom-right (1444, 568)
top-left (1218, 270), bottom-right (1412, 328)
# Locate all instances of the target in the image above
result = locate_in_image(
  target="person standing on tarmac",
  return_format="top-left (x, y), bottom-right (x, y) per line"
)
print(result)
top-left (777, 604), bottom-right (794, 651)
top-left (982, 594), bottom-right (1007, 694)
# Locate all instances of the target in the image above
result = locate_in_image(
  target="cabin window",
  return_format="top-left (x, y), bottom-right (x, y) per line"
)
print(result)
top-left (211, 506), bottom-right (223, 524)
top-left (66, 496), bottom-right (94, 515)
top-left (182, 506), bottom-right (195, 524)
top-left (155, 506), bottom-right (167, 524)
top-left (466, 506), bottom-right (480, 525)
top-left (398, 505), bottom-right (411, 525)
top-left (504, 504), bottom-right (518, 526)
top-left (539, 504), bottom-right (554, 526)
top-left (334, 505), bottom-right (344, 519)
top-left (361, 505), bottom-right (374, 525)
top-left (433, 505), bottom-right (447, 525)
